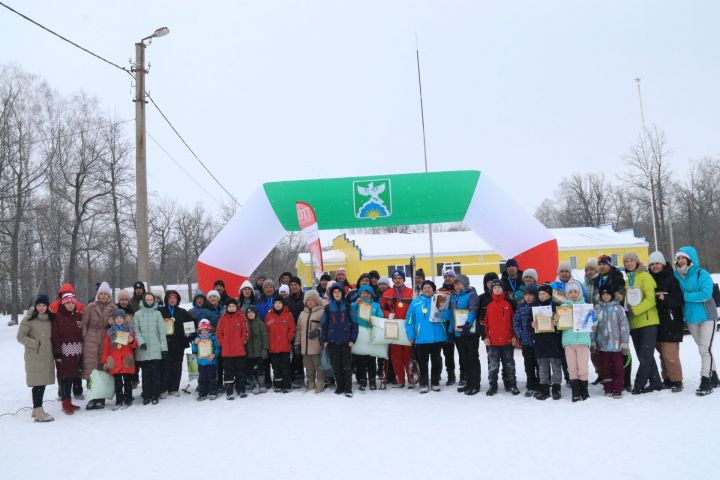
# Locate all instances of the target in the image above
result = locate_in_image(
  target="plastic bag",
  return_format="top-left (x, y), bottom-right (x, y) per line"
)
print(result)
top-left (320, 347), bottom-right (334, 377)
top-left (371, 317), bottom-right (411, 347)
top-left (352, 326), bottom-right (389, 358)
top-left (87, 369), bottom-right (116, 400)
top-left (186, 353), bottom-right (199, 382)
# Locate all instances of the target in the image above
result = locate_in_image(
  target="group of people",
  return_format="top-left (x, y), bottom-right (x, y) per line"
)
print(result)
top-left (15, 245), bottom-right (719, 422)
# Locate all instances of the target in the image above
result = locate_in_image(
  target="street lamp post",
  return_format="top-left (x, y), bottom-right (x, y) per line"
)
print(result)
top-left (133, 27), bottom-right (169, 291)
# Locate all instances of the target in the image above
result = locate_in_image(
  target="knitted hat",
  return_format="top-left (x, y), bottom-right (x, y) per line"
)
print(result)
top-left (245, 305), bottom-right (258, 316)
top-left (599, 286), bottom-right (616, 298)
top-left (278, 285), bottom-right (290, 295)
top-left (378, 276), bottom-right (392, 287)
top-left (454, 274), bottom-right (470, 289)
top-left (207, 290), bottom-right (221, 300)
top-left (598, 255), bottom-right (613, 266)
top-left (113, 309), bottom-right (127, 319)
top-left (415, 269), bottom-right (425, 279)
top-left (133, 281), bottom-right (145, 290)
top-left (225, 298), bottom-right (239, 307)
top-left (648, 251), bottom-right (666, 266)
top-left (368, 270), bottom-right (380, 280)
top-left (239, 280), bottom-right (254, 293)
top-left (506, 258), bottom-right (519, 269)
top-left (566, 280), bottom-right (583, 294)
top-left (61, 293), bottom-right (77, 304)
top-left (391, 269), bottom-right (406, 280)
top-left (262, 279), bottom-right (275, 288)
top-left (585, 258), bottom-right (599, 270)
top-left (524, 284), bottom-right (539, 297)
top-left (289, 276), bottom-right (302, 286)
top-left (538, 284), bottom-right (553, 296)
top-left (443, 268), bottom-right (457, 278)
top-left (336, 268), bottom-right (347, 275)
top-left (490, 279), bottom-right (503, 289)
top-left (522, 269), bottom-right (538, 282)
top-left (35, 294), bottom-right (50, 307)
top-left (557, 262), bottom-right (572, 274)
top-left (320, 273), bottom-right (332, 281)
top-left (118, 289), bottom-right (131, 301)
top-left (197, 319), bottom-right (213, 331)
top-left (97, 281), bottom-right (112, 296)
top-left (213, 279), bottom-right (225, 288)
top-left (421, 280), bottom-right (437, 292)
top-left (622, 252), bottom-right (641, 265)
top-left (675, 250), bottom-right (692, 264)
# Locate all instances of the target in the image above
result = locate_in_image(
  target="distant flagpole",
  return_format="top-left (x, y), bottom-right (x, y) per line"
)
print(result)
top-left (416, 35), bottom-right (436, 283)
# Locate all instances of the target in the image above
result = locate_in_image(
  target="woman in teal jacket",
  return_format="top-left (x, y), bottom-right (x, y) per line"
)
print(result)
top-left (406, 280), bottom-right (448, 393)
top-left (134, 292), bottom-right (168, 405)
top-left (674, 246), bottom-right (718, 395)
top-left (350, 285), bottom-right (384, 391)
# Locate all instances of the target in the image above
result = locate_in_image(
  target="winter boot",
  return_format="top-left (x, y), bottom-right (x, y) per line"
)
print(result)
top-left (446, 373), bottom-right (456, 386)
top-left (431, 384), bottom-right (441, 392)
top-left (62, 399), bottom-right (75, 415)
top-left (571, 380), bottom-right (581, 403)
top-left (359, 380), bottom-right (367, 392)
top-left (551, 383), bottom-right (561, 400)
top-left (696, 376), bottom-right (713, 396)
top-left (711, 371), bottom-right (720, 388)
top-left (369, 380), bottom-right (377, 391)
top-left (457, 380), bottom-right (467, 390)
top-left (258, 375), bottom-right (267, 394)
top-left (508, 383), bottom-right (520, 396)
top-left (32, 407), bottom-right (54, 422)
top-left (535, 384), bottom-right (550, 401)
top-left (225, 384), bottom-right (235, 400)
top-left (345, 391), bottom-right (353, 398)
top-left (580, 380), bottom-right (589, 400)
top-left (419, 384), bottom-right (430, 394)
top-left (591, 376), bottom-right (603, 386)
top-left (485, 383), bottom-right (499, 396)
top-left (197, 394), bottom-right (208, 401)
top-left (464, 387), bottom-right (479, 396)
top-left (671, 381), bottom-right (684, 393)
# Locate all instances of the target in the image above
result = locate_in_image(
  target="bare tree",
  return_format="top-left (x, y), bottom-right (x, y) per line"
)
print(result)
top-left (149, 198), bottom-right (178, 290)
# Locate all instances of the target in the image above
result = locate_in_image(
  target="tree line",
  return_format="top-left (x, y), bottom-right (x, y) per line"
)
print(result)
top-left (535, 126), bottom-right (719, 272)
top-left (0, 64), bottom-right (301, 322)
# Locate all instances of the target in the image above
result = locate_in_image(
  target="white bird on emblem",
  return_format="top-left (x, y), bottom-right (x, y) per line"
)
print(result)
top-left (357, 182), bottom-right (385, 204)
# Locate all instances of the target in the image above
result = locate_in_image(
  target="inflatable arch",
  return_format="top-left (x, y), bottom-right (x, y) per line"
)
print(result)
top-left (197, 170), bottom-right (559, 294)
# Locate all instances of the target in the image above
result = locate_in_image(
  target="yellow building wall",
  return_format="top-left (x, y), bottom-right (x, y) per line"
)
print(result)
top-left (296, 236), bottom-right (649, 285)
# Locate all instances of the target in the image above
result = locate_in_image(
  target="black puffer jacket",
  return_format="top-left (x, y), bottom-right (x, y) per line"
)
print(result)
top-left (650, 263), bottom-right (685, 343)
top-left (160, 290), bottom-right (192, 352)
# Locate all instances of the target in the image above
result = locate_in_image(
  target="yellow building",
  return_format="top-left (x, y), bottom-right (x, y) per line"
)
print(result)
top-left (296, 225), bottom-right (649, 285)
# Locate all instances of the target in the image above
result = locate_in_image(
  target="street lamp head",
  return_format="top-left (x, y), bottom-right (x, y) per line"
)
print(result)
top-left (153, 27), bottom-right (170, 38)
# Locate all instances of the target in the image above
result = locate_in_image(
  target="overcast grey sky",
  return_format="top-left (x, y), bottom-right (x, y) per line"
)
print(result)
top-left (2, 0), bottom-right (718, 212)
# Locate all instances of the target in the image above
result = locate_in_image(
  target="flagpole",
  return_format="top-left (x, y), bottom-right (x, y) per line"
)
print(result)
top-left (416, 36), bottom-right (436, 283)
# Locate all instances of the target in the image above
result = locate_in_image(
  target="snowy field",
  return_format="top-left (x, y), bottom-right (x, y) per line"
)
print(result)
top-left (1, 313), bottom-right (718, 480)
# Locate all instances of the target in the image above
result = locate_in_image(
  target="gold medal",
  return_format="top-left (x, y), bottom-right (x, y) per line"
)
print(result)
top-left (398, 302), bottom-right (404, 308)
top-left (421, 307), bottom-right (428, 314)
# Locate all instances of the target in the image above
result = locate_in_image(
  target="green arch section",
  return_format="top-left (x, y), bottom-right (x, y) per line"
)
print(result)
top-left (263, 170), bottom-right (481, 231)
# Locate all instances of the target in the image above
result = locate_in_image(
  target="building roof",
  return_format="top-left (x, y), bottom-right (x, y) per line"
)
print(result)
top-left (327, 225), bottom-right (647, 260)
top-left (297, 249), bottom-right (347, 265)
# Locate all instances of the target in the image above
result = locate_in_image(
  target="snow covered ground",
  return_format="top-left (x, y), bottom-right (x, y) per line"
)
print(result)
top-left (1, 313), bottom-right (718, 480)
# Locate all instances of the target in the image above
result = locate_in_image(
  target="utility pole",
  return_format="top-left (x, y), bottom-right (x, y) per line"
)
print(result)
top-left (416, 38), bottom-right (436, 283)
top-left (634, 77), bottom-right (659, 252)
top-left (133, 27), bottom-right (169, 291)
top-left (133, 41), bottom-right (150, 290)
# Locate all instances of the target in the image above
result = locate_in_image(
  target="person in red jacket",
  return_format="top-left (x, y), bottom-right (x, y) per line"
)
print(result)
top-left (101, 309), bottom-right (138, 410)
top-left (484, 279), bottom-right (520, 396)
top-left (381, 269), bottom-right (415, 388)
top-left (50, 284), bottom-right (85, 400)
top-left (216, 298), bottom-right (249, 399)
top-left (265, 296), bottom-right (296, 393)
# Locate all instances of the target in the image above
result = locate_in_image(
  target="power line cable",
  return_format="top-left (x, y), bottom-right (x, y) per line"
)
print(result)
top-left (145, 93), bottom-right (241, 206)
top-left (0, 1), bottom-right (133, 76)
top-left (147, 131), bottom-right (224, 206)
top-left (0, 1), bottom-right (241, 207)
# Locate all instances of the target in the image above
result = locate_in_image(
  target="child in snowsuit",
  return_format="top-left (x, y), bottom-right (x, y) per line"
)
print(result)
top-left (593, 287), bottom-right (630, 398)
top-left (244, 305), bottom-right (269, 394)
top-left (562, 280), bottom-right (594, 402)
top-left (102, 309), bottom-right (138, 409)
top-left (512, 284), bottom-right (540, 397)
top-left (322, 285), bottom-right (358, 397)
top-left (216, 298), bottom-right (249, 399)
top-left (533, 284), bottom-right (564, 400)
top-left (265, 296), bottom-right (296, 393)
top-left (484, 279), bottom-right (519, 396)
top-left (192, 319), bottom-right (220, 400)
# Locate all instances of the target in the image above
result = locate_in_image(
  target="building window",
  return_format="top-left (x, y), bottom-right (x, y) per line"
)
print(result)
top-left (387, 265), bottom-right (411, 277)
top-left (569, 256), bottom-right (578, 270)
top-left (611, 254), bottom-right (618, 266)
top-left (437, 262), bottom-right (462, 276)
